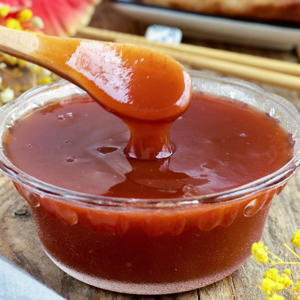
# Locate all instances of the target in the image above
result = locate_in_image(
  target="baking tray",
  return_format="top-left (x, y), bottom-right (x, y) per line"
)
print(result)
top-left (110, 0), bottom-right (300, 50)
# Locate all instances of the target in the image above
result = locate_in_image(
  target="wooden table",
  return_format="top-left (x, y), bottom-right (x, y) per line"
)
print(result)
top-left (1, 1), bottom-right (300, 299)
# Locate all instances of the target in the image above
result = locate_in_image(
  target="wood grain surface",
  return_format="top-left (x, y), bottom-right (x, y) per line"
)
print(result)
top-left (1, 1), bottom-right (300, 299)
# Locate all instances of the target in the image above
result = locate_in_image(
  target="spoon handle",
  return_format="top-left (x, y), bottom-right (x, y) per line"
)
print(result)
top-left (0, 26), bottom-right (40, 60)
top-left (0, 26), bottom-right (85, 85)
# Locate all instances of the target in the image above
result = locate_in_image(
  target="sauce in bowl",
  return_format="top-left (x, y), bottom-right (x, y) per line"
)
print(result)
top-left (1, 73), bottom-right (297, 294)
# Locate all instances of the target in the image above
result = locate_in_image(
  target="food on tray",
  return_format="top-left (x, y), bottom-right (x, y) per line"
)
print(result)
top-left (141, 0), bottom-right (300, 23)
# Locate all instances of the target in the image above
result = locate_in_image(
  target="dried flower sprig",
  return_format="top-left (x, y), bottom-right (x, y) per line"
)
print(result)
top-left (0, 2), bottom-right (57, 105)
top-left (252, 230), bottom-right (300, 299)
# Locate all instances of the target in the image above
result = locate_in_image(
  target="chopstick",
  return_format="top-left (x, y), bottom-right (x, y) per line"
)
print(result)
top-left (297, 45), bottom-right (300, 62)
top-left (77, 27), bottom-right (300, 91)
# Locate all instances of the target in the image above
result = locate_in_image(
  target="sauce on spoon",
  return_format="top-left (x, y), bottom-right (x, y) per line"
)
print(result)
top-left (65, 41), bottom-right (191, 159)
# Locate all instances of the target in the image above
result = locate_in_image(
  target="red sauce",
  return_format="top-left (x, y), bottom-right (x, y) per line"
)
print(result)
top-left (5, 92), bottom-right (293, 198)
top-left (4, 91), bottom-right (294, 292)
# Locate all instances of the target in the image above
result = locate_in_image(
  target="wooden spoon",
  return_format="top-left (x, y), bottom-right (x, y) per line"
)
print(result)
top-left (0, 26), bottom-right (191, 122)
top-left (0, 26), bottom-right (192, 159)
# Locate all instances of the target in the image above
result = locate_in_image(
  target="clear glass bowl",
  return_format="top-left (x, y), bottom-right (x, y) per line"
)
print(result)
top-left (0, 71), bottom-right (300, 295)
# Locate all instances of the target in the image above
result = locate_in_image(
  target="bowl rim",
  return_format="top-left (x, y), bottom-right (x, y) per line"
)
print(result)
top-left (0, 71), bottom-right (300, 209)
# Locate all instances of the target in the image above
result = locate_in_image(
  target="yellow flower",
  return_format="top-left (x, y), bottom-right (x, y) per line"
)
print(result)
top-left (0, 2), bottom-right (55, 100)
top-left (37, 76), bottom-right (52, 85)
top-left (264, 268), bottom-right (279, 281)
top-left (266, 293), bottom-right (285, 300)
top-left (261, 277), bottom-right (276, 295)
top-left (261, 268), bottom-right (292, 296)
top-left (18, 9), bottom-right (33, 22)
top-left (1, 54), bottom-right (18, 66)
top-left (6, 18), bottom-right (22, 30)
top-left (295, 279), bottom-right (300, 293)
top-left (283, 269), bottom-right (291, 275)
top-left (291, 229), bottom-right (300, 248)
top-left (276, 273), bottom-right (292, 290)
top-left (0, 4), bottom-right (10, 17)
top-left (253, 230), bottom-right (300, 299)
top-left (252, 242), bottom-right (269, 263)
top-left (17, 59), bottom-right (26, 68)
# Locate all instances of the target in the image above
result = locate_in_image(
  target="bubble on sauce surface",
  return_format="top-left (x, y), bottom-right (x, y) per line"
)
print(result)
top-left (57, 113), bottom-right (74, 121)
top-left (97, 146), bottom-right (119, 154)
top-left (66, 157), bottom-right (75, 163)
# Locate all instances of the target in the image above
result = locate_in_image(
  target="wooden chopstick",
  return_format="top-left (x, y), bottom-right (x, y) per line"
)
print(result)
top-left (297, 45), bottom-right (300, 62)
top-left (78, 27), bottom-right (300, 76)
top-left (77, 27), bottom-right (300, 91)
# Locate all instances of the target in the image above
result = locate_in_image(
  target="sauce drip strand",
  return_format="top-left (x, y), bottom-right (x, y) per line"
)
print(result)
top-left (64, 41), bottom-right (192, 159)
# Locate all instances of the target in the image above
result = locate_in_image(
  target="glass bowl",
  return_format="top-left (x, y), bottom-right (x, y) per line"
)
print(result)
top-left (0, 71), bottom-right (300, 295)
